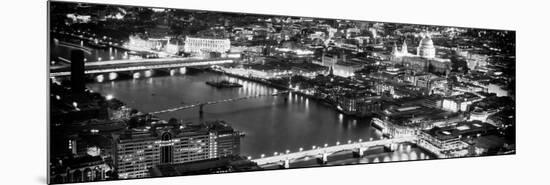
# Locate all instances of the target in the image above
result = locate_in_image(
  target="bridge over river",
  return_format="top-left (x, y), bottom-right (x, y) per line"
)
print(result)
top-left (49, 57), bottom-right (235, 77)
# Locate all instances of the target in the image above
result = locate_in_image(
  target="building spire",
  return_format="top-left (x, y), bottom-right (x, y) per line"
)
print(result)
top-left (392, 42), bottom-right (398, 55)
top-left (401, 39), bottom-right (408, 54)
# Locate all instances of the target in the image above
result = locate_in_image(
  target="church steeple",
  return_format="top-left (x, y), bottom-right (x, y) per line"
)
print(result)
top-left (401, 40), bottom-right (408, 54)
top-left (392, 42), bottom-right (399, 55)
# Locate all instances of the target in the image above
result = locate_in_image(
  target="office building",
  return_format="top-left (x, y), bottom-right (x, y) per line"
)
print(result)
top-left (113, 121), bottom-right (240, 179)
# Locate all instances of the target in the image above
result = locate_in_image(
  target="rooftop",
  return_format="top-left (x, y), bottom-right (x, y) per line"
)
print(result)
top-left (423, 120), bottom-right (497, 141)
top-left (149, 156), bottom-right (259, 177)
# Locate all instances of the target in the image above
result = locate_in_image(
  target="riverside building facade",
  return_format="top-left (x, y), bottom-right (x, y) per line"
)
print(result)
top-left (184, 36), bottom-right (231, 54)
top-left (113, 121), bottom-right (240, 179)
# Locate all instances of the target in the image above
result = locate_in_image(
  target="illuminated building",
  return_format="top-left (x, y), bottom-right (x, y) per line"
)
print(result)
top-left (50, 156), bottom-right (112, 184)
top-left (374, 81), bottom-right (395, 96)
top-left (220, 66), bottom-right (292, 79)
top-left (308, 31), bottom-right (326, 40)
top-left (126, 35), bottom-right (170, 52)
top-left (113, 121), bottom-right (240, 179)
top-left (468, 96), bottom-right (511, 123)
top-left (390, 36), bottom-right (451, 73)
top-left (417, 36), bottom-right (436, 59)
top-left (320, 54), bottom-right (364, 77)
top-left (165, 40), bottom-right (183, 55)
top-left (469, 108), bottom-right (498, 122)
top-left (374, 101), bottom-right (464, 137)
top-left (419, 121), bottom-right (497, 156)
top-left (403, 73), bottom-right (448, 95)
top-left (456, 49), bottom-right (489, 71)
top-left (336, 92), bottom-right (381, 117)
top-left (205, 121), bottom-right (241, 157)
top-left (441, 93), bottom-right (483, 112)
top-left (488, 83), bottom-right (509, 97)
top-left (66, 13), bottom-right (91, 23)
top-left (184, 36), bottom-right (231, 54)
top-left (391, 41), bottom-right (412, 58)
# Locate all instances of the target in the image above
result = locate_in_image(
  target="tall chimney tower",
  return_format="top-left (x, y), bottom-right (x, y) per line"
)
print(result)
top-left (70, 50), bottom-right (85, 94)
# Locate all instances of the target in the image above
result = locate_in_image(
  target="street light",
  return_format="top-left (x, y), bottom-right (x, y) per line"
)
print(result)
top-left (336, 141), bottom-right (340, 145)
top-left (286, 150), bottom-right (290, 154)
top-left (261, 154), bottom-right (265, 158)
top-left (324, 143), bottom-right (328, 147)
top-left (348, 140), bottom-right (352, 144)
top-left (358, 139), bottom-right (363, 142)
top-left (299, 147), bottom-right (303, 152)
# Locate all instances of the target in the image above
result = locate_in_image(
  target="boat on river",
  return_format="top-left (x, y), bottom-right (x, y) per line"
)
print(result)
top-left (205, 80), bottom-right (243, 88)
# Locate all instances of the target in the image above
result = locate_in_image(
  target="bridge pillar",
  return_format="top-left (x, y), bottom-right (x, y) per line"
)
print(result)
top-left (317, 153), bottom-right (328, 165)
top-left (95, 74), bottom-right (105, 83)
top-left (384, 143), bottom-right (398, 152)
top-left (108, 72), bottom-right (118, 81)
top-left (283, 159), bottom-right (290, 169)
top-left (144, 70), bottom-right (153, 78)
top-left (170, 69), bottom-right (177, 76)
top-left (180, 67), bottom-right (187, 75)
top-left (353, 147), bottom-right (367, 158)
top-left (133, 72), bottom-right (141, 79)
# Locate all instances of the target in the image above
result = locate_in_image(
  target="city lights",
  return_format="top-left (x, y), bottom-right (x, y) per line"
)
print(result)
top-left (48, 2), bottom-right (516, 183)
top-left (105, 94), bottom-right (114, 100)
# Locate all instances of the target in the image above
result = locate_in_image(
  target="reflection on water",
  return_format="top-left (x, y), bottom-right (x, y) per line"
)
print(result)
top-left (51, 42), bottom-right (127, 63)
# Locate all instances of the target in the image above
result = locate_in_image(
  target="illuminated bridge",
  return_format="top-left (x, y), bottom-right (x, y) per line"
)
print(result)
top-left (49, 57), bottom-right (234, 77)
top-left (251, 136), bottom-right (419, 168)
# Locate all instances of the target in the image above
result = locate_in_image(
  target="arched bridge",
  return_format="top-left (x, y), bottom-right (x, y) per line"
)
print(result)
top-left (251, 136), bottom-right (418, 167)
top-left (49, 57), bottom-right (234, 77)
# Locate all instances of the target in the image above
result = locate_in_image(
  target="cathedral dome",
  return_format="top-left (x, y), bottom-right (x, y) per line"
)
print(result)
top-left (419, 36), bottom-right (434, 48)
top-left (417, 36), bottom-right (435, 59)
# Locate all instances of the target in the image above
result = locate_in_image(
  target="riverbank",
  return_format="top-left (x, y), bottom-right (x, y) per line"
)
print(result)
top-left (206, 68), bottom-right (362, 117)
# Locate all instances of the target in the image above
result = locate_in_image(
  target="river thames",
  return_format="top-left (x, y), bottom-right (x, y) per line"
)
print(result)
top-left (87, 71), bottom-right (433, 164)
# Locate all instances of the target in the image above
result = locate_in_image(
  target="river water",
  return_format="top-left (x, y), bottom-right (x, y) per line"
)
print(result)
top-left (87, 72), bottom-right (434, 165)
top-left (50, 39), bottom-right (128, 64)
top-left (87, 72), bottom-right (386, 158)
